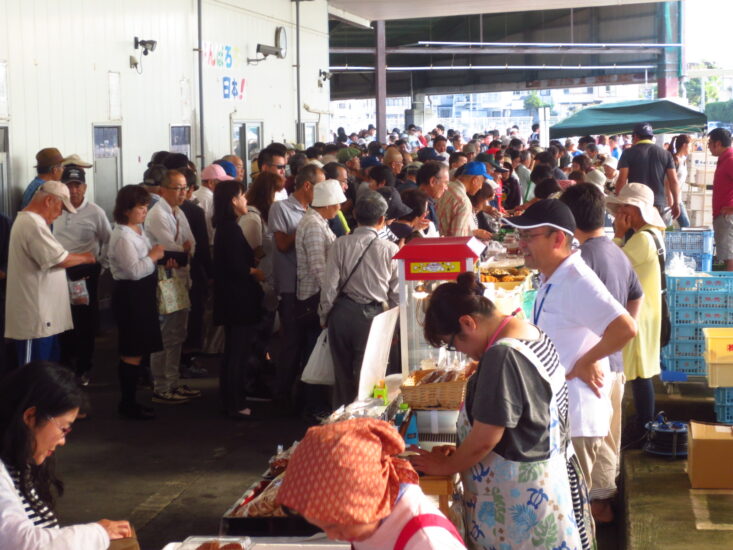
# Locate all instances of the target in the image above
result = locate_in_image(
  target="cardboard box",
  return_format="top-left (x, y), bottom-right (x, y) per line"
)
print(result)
top-left (688, 421), bottom-right (733, 489)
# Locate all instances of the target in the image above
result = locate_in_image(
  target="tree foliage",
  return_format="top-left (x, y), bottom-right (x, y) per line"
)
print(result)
top-left (706, 100), bottom-right (733, 123)
top-left (684, 61), bottom-right (722, 108)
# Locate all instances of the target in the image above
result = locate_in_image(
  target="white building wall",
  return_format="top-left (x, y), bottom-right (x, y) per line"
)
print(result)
top-left (0, 0), bottom-right (329, 213)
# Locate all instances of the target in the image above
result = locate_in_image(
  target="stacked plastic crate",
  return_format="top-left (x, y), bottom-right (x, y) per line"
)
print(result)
top-left (703, 328), bottom-right (733, 423)
top-left (664, 229), bottom-right (714, 272)
top-left (662, 271), bottom-right (733, 382)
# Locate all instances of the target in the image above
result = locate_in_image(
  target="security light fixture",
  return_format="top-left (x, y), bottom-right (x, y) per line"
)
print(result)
top-left (134, 37), bottom-right (157, 56)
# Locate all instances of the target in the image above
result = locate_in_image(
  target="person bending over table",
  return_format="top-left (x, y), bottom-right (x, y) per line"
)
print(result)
top-left (0, 362), bottom-right (131, 549)
top-left (410, 273), bottom-right (594, 550)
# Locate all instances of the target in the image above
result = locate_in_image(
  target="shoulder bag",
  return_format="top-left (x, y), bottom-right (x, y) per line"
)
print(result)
top-left (643, 229), bottom-right (671, 348)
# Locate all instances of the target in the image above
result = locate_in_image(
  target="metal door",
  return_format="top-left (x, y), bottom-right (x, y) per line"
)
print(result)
top-left (232, 121), bottom-right (263, 185)
top-left (93, 126), bottom-right (122, 218)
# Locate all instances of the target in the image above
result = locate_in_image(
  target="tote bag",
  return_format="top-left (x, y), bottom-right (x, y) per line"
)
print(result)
top-left (156, 266), bottom-right (191, 315)
top-left (301, 328), bottom-right (335, 385)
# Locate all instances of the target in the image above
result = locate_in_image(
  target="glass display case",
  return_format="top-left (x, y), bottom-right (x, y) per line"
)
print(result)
top-left (393, 237), bottom-right (486, 377)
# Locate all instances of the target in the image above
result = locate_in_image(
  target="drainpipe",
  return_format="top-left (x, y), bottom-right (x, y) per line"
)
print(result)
top-left (197, 0), bottom-right (205, 168)
top-left (296, 0), bottom-right (302, 144)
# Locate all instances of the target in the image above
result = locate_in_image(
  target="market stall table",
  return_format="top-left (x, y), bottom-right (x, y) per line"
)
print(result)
top-left (418, 474), bottom-right (457, 517)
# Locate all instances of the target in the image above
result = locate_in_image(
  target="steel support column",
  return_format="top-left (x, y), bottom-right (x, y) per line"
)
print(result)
top-left (375, 20), bottom-right (387, 142)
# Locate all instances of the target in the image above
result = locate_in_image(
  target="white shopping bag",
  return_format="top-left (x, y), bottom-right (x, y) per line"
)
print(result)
top-left (301, 329), bottom-right (335, 385)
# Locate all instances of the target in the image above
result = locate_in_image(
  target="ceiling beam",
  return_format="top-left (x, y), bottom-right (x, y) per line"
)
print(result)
top-left (330, 46), bottom-right (666, 56)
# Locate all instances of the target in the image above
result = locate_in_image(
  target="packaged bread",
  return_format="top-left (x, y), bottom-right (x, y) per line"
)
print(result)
top-left (236, 473), bottom-right (286, 518)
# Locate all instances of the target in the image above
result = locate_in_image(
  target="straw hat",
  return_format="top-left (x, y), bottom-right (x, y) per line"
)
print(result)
top-left (605, 182), bottom-right (665, 228)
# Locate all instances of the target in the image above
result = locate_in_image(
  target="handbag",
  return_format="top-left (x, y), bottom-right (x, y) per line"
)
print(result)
top-left (301, 328), bottom-right (335, 385)
top-left (156, 266), bottom-right (191, 315)
top-left (643, 229), bottom-right (671, 348)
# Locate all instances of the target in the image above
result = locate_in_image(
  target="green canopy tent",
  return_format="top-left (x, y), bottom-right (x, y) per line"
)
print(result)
top-left (549, 99), bottom-right (708, 139)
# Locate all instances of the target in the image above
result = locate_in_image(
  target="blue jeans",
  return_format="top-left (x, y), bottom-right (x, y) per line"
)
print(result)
top-left (677, 202), bottom-right (690, 228)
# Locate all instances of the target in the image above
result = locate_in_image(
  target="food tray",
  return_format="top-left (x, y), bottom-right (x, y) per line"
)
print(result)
top-left (179, 536), bottom-right (251, 550)
top-left (400, 370), bottom-right (467, 410)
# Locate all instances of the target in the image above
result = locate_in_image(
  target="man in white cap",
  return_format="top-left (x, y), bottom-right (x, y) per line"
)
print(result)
top-left (606, 182), bottom-right (666, 451)
top-left (295, 179), bottom-right (347, 418)
top-left (6, 181), bottom-right (97, 364)
top-left (194, 163), bottom-right (233, 245)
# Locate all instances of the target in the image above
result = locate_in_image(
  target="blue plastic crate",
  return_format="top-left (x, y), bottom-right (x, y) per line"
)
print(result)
top-left (668, 272), bottom-right (733, 295)
top-left (715, 387), bottom-right (733, 406)
top-left (698, 292), bottom-right (731, 309)
top-left (661, 356), bottom-right (707, 376)
top-left (671, 325), bottom-right (705, 341)
top-left (663, 340), bottom-right (705, 358)
top-left (665, 229), bottom-right (714, 254)
top-left (699, 309), bottom-right (733, 326)
top-left (715, 404), bottom-right (733, 424)
top-left (672, 292), bottom-right (698, 308)
top-left (672, 307), bottom-right (699, 325)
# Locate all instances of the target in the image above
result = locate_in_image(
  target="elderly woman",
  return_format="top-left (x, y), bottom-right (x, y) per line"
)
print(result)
top-left (0, 362), bottom-right (131, 548)
top-left (320, 192), bottom-right (399, 407)
top-left (410, 273), bottom-right (593, 550)
top-left (607, 183), bottom-right (665, 446)
top-left (277, 418), bottom-right (465, 549)
top-left (108, 185), bottom-right (165, 420)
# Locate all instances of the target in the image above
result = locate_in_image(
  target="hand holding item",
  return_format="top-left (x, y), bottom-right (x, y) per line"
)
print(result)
top-left (250, 267), bottom-right (265, 282)
top-left (473, 229), bottom-right (492, 241)
top-left (183, 240), bottom-right (193, 253)
top-left (83, 251), bottom-right (97, 264)
top-left (408, 447), bottom-right (452, 476)
top-left (97, 519), bottom-right (132, 540)
top-left (567, 359), bottom-right (604, 398)
top-left (148, 244), bottom-right (165, 262)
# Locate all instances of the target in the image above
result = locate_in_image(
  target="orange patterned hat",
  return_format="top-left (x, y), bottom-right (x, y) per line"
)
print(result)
top-left (276, 418), bottom-right (418, 525)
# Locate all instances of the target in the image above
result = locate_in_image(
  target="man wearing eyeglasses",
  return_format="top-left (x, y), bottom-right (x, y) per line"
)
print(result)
top-left (145, 169), bottom-right (201, 404)
top-left (504, 199), bottom-right (637, 494)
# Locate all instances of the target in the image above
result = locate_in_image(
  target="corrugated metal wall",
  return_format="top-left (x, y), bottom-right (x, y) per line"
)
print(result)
top-left (0, 0), bottom-right (330, 213)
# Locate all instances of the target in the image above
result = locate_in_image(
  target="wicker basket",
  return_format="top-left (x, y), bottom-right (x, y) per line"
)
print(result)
top-left (400, 370), bottom-right (467, 410)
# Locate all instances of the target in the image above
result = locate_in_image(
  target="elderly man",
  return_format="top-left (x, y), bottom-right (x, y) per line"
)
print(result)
top-left (21, 148), bottom-right (65, 209)
top-left (145, 169), bottom-right (200, 404)
top-left (505, 199), bottom-right (637, 492)
top-left (194, 163), bottom-right (233, 245)
top-left (320, 191), bottom-right (399, 408)
top-left (53, 166), bottom-right (111, 384)
top-left (417, 161), bottom-right (449, 232)
top-left (436, 161), bottom-right (492, 239)
top-left (222, 154), bottom-right (245, 181)
top-left (269, 164), bottom-right (324, 411)
top-left (6, 182), bottom-right (96, 364)
top-left (382, 147), bottom-right (405, 179)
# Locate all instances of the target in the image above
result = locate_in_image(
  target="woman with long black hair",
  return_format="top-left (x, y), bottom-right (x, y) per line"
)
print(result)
top-left (213, 180), bottom-right (265, 420)
top-left (0, 362), bottom-right (131, 547)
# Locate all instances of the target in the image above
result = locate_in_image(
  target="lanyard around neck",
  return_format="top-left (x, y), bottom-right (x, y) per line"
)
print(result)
top-left (533, 284), bottom-right (553, 325)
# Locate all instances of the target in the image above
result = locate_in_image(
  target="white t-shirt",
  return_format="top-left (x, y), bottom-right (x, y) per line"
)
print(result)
top-left (192, 186), bottom-right (214, 245)
top-left (534, 251), bottom-right (626, 438)
top-left (5, 212), bottom-right (72, 340)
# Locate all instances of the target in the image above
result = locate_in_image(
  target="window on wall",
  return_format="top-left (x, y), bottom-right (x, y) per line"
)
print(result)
top-left (170, 126), bottom-right (191, 159)
top-left (232, 121), bottom-right (263, 184)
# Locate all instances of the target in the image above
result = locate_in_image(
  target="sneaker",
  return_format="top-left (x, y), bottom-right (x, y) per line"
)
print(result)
top-left (181, 364), bottom-right (209, 379)
top-left (174, 384), bottom-right (202, 398)
top-left (152, 391), bottom-right (191, 404)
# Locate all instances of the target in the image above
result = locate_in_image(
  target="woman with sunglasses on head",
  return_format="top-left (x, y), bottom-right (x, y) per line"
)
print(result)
top-left (410, 272), bottom-right (593, 550)
top-left (0, 362), bottom-right (131, 549)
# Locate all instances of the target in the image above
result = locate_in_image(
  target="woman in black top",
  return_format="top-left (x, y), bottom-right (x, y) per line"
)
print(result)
top-left (212, 181), bottom-right (265, 420)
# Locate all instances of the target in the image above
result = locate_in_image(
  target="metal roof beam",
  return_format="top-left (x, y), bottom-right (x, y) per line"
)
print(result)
top-left (330, 46), bottom-right (665, 55)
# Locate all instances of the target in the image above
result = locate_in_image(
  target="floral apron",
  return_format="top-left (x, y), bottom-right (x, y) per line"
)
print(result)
top-left (458, 337), bottom-right (592, 550)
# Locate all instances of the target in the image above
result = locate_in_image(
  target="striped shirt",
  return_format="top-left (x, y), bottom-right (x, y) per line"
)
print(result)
top-left (6, 466), bottom-right (58, 528)
top-left (295, 208), bottom-right (336, 301)
top-left (435, 180), bottom-right (476, 237)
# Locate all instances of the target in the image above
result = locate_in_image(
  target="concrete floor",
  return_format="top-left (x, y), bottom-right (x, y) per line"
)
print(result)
top-left (50, 325), bottom-right (733, 550)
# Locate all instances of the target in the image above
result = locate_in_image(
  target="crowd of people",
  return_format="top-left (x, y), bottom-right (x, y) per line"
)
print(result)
top-left (1, 118), bottom-right (733, 549)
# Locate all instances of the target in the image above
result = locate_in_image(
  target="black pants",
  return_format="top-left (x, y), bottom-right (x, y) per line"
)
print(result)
top-left (185, 274), bottom-right (208, 351)
top-left (275, 293), bottom-right (308, 401)
top-left (220, 324), bottom-right (256, 414)
top-left (328, 296), bottom-right (380, 408)
top-left (60, 263), bottom-right (101, 376)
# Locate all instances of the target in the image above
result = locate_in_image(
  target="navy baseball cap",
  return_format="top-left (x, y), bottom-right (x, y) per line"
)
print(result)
top-left (61, 166), bottom-right (85, 184)
top-left (503, 199), bottom-right (576, 236)
top-left (417, 147), bottom-right (440, 162)
top-left (462, 161), bottom-right (490, 178)
top-left (361, 156), bottom-right (381, 169)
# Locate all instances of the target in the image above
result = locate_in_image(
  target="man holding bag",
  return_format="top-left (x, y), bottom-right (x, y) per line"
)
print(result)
top-left (145, 169), bottom-right (201, 404)
top-left (320, 192), bottom-right (399, 408)
top-left (295, 179), bottom-right (346, 417)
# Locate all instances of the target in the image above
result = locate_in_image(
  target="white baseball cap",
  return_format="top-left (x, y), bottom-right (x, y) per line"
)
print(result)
top-left (40, 181), bottom-right (77, 213)
top-left (312, 179), bottom-right (347, 207)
